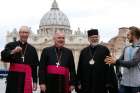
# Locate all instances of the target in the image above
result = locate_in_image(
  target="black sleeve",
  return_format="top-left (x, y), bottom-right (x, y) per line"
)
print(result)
top-left (106, 65), bottom-right (118, 93)
top-left (104, 47), bottom-right (118, 93)
top-left (1, 43), bottom-right (15, 62)
top-left (38, 48), bottom-right (47, 85)
top-left (31, 65), bottom-right (38, 83)
top-left (77, 50), bottom-right (83, 85)
top-left (69, 50), bottom-right (77, 86)
top-left (31, 47), bottom-right (39, 83)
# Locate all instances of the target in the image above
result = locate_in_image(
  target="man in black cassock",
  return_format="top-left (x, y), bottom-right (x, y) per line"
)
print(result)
top-left (76, 29), bottom-right (118, 93)
top-left (38, 31), bottom-right (77, 93)
top-left (1, 26), bottom-right (39, 93)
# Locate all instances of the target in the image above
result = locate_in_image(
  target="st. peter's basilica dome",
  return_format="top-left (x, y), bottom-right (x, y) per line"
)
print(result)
top-left (39, 0), bottom-right (71, 35)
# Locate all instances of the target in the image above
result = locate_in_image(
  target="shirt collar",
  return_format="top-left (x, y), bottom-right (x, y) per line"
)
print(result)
top-left (132, 41), bottom-right (140, 47)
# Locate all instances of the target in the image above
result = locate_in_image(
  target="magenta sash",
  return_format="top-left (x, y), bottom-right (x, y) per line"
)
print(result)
top-left (9, 64), bottom-right (32, 93)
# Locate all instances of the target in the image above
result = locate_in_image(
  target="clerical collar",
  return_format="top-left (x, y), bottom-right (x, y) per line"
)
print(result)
top-left (55, 47), bottom-right (62, 52)
top-left (90, 44), bottom-right (98, 49)
top-left (18, 41), bottom-right (27, 46)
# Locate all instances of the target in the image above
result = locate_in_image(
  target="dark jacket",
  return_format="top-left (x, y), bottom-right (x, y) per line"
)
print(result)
top-left (77, 44), bottom-right (118, 93)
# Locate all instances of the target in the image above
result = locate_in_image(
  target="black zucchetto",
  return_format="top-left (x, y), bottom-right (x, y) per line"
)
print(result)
top-left (87, 29), bottom-right (98, 37)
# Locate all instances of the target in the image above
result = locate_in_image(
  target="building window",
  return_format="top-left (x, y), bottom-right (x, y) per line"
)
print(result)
top-left (45, 39), bottom-right (47, 42)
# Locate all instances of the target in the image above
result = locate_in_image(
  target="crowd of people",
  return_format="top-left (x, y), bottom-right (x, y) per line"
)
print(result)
top-left (1, 25), bottom-right (140, 93)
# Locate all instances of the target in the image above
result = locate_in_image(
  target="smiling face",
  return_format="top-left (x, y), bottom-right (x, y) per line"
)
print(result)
top-left (88, 35), bottom-right (99, 46)
top-left (53, 32), bottom-right (65, 48)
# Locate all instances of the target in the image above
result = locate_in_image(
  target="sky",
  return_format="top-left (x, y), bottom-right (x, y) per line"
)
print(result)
top-left (0, 0), bottom-right (140, 50)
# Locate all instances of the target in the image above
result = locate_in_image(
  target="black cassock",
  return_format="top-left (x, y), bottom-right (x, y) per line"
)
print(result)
top-left (77, 45), bottom-right (118, 93)
top-left (39, 46), bottom-right (77, 93)
top-left (1, 41), bottom-right (39, 93)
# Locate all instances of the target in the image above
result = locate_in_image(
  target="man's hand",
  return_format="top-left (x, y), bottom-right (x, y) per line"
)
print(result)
top-left (105, 56), bottom-right (116, 64)
top-left (75, 84), bottom-right (81, 92)
top-left (77, 84), bottom-right (81, 90)
top-left (33, 83), bottom-right (37, 91)
top-left (69, 85), bottom-right (75, 92)
top-left (11, 46), bottom-right (22, 54)
top-left (40, 84), bottom-right (46, 92)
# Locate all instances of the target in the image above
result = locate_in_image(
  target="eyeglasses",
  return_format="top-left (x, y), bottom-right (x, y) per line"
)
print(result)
top-left (19, 31), bottom-right (29, 34)
top-left (89, 36), bottom-right (98, 38)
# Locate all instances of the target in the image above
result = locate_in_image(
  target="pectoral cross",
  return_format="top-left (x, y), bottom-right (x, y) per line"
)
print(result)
top-left (21, 56), bottom-right (24, 62)
top-left (56, 62), bottom-right (60, 68)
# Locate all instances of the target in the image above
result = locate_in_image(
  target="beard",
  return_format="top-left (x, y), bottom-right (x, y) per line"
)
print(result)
top-left (91, 42), bottom-right (98, 47)
top-left (128, 39), bottom-right (133, 43)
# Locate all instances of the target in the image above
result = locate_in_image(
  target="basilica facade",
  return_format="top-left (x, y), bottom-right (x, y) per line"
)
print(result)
top-left (3, 0), bottom-right (129, 69)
